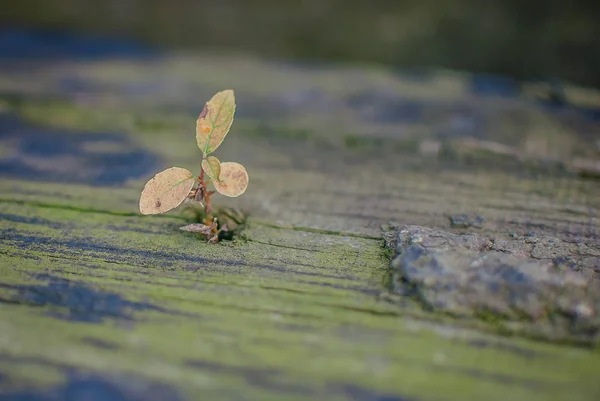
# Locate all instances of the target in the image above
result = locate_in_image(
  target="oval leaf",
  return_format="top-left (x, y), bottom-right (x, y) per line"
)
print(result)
top-left (201, 156), bottom-right (221, 182)
top-left (213, 162), bottom-right (249, 197)
top-left (196, 89), bottom-right (236, 156)
top-left (139, 167), bottom-right (195, 215)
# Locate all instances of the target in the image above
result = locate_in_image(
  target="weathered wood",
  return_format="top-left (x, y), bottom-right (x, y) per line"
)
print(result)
top-left (0, 50), bottom-right (599, 400)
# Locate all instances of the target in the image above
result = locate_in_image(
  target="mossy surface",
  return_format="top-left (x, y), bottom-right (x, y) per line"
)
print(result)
top-left (1, 47), bottom-right (600, 400)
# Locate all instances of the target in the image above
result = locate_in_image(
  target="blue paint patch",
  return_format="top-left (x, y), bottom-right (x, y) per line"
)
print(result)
top-left (0, 115), bottom-right (160, 186)
top-left (0, 368), bottom-right (182, 401)
top-left (339, 385), bottom-right (413, 401)
top-left (187, 360), bottom-right (417, 400)
top-left (81, 337), bottom-right (120, 351)
top-left (470, 74), bottom-right (520, 97)
top-left (0, 213), bottom-right (64, 229)
top-left (467, 339), bottom-right (541, 359)
top-left (0, 274), bottom-right (169, 323)
top-left (188, 360), bottom-right (314, 395)
top-left (0, 29), bottom-right (158, 60)
top-left (61, 373), bottom-right (182, 401)
top-left (538, 101), bottom-right (600, 122)
top-left (346, 92), bottom-right (423, 124)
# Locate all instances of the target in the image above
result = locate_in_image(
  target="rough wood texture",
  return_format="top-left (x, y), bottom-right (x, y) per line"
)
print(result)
top-left (1, 47), bottom-right (599, 400)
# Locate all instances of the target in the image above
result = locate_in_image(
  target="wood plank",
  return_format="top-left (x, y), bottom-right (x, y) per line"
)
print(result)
top-left (1, 51), bottom-right (599, 400)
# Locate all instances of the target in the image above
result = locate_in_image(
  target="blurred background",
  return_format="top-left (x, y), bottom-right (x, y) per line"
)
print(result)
top-left (1, 0), bottom-right (599, 88)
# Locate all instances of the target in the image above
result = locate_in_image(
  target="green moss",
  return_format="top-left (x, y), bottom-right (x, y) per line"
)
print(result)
top-left (1, 53), bottom-right (599, 399)
top-left (0, 360), bottom-right (65, 390)
top-left (343, 135), bottom-right (384, 150)
top-left (3, 195), bottom-right (600, 399)
top-left (245, 125), bottom-right (314, 142)
top-left (0, 93), bottom-right (190, 137)
top-left (2, 277), bottom-right (599, 401)
top-left (393, 138), bottom-right (420, 153)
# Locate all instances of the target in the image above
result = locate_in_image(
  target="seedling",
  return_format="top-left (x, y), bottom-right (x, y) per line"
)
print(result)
top-left (139, 89), bottom-right (249, 243)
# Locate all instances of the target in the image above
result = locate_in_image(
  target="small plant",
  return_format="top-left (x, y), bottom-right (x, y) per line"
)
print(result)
top-left (139, 89), bottom-right (249, 243)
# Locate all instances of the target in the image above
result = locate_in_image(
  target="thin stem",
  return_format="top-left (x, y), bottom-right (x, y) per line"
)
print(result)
top-left (197, 163), bottom-right (221, 243)
top-left (199, 166), bottom-right (213, 218)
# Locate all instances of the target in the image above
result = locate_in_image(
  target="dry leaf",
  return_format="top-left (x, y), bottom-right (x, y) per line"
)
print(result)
top-left (202, 156), bottom-right (221, 182)
top-left (179, 223), bottom-right (213, 234)
top-left (213, 162), bottom-right (249, 197)
top-left (196, 89), bottom-right (236, 156)
top-left (139, 167), bottom-right (195, 215)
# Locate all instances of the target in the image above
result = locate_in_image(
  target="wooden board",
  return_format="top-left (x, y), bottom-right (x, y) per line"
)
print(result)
top-left (1, 51), bottom-right (599, 400)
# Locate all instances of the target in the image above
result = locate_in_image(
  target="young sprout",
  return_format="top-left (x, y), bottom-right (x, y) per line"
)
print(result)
top-left (138, 89), bottom-right (249, 243)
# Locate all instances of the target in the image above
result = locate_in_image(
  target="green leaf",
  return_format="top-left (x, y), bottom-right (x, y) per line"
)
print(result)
top-left (139, 167), bottom-right (195, 215)
top-left (196, 89), bottom-right (236, 156)
top-left (201, 156), bottom-right (221, 182)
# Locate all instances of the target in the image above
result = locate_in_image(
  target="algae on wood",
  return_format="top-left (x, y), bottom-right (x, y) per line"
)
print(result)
top-left (0, 45), bottom-right (599, 401)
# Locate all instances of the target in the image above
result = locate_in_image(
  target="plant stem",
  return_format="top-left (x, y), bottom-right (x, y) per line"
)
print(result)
top-left (199, 167), bottom-right (213, 218)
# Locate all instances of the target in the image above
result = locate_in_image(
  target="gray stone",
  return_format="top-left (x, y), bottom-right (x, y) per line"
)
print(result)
top-left (384, 224), bottom-right (600, 344)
